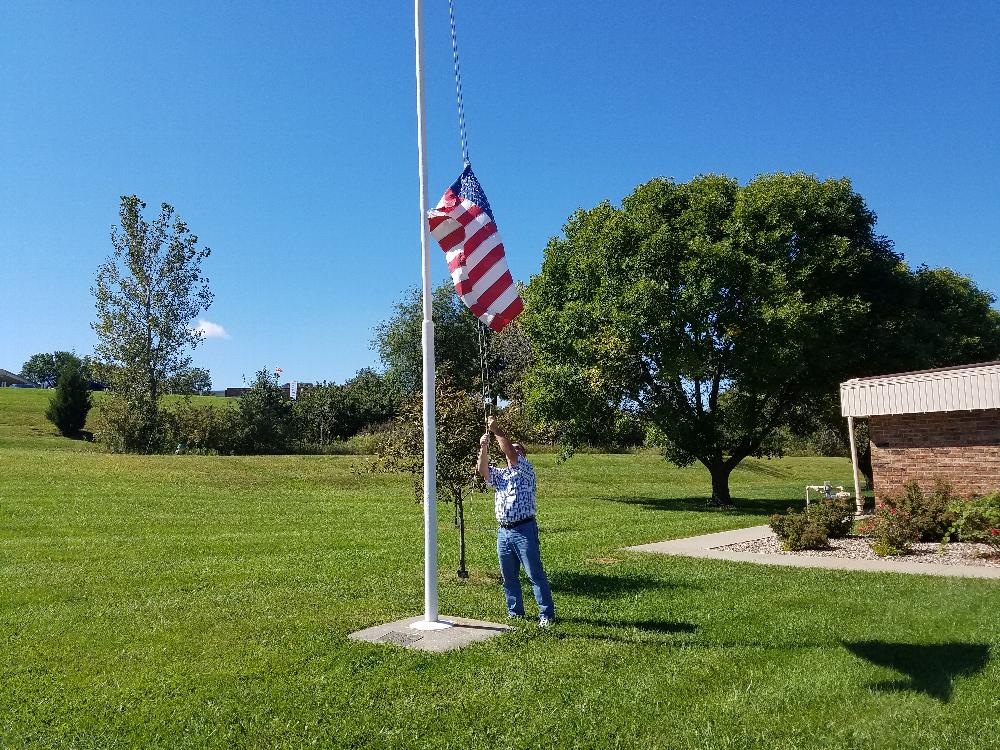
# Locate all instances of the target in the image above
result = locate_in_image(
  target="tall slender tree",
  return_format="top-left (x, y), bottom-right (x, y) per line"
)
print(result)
top-left (92, 196), bottom-right (212, 450)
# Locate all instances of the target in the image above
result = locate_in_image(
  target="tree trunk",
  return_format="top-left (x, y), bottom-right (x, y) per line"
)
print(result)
top-left (708, 463), bottom-right (733, 506)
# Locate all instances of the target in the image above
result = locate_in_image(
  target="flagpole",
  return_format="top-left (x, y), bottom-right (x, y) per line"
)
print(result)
top-left (411, 0), bottom-right (449, 631)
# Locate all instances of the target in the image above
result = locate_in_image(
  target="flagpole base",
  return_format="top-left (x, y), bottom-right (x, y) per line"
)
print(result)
top-left (409, 619), bottom-right (454, 631)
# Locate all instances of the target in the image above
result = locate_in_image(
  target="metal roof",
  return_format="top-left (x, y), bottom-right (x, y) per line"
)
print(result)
top-left (0, 368), bottom-right (33, 386)
top-left (840, 361), bottom-right (1000, 417)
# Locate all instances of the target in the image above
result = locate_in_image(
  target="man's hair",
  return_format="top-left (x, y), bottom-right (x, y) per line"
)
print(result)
top-left (512, 442), bottom-right (526, 458)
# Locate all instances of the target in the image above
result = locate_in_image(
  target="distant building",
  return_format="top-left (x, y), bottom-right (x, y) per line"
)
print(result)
top-left (223, 383), bottom-right (313, 398)
top-left (841, 361), bottom-right (1000, 500)
top-left (0, 368), bottom-right (34, 387)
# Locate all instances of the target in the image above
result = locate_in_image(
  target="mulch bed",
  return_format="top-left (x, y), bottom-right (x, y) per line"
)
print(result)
top-left (719, 535), bottom-right (1000, 568)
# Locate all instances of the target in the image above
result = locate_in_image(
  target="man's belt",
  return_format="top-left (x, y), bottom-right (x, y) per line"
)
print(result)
top-left (498, 515), bottom-right (535, 529)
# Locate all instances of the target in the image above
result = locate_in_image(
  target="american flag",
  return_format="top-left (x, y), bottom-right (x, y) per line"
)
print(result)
top-left (427, 164), bottom-right (523, 332)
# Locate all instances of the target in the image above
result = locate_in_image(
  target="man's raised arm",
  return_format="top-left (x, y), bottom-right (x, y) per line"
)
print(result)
top-left (487, 416), bottom-right (519, 468)
top-left (477, 431), bottom-right (492, 482)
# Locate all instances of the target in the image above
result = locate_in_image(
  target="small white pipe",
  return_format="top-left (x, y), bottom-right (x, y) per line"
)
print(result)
top-left (847, 415), bottom-right (863, 515)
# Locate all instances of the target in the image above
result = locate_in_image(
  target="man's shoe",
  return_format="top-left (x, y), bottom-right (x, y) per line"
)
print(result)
top-left (538, 616), bottom-right (555, 628)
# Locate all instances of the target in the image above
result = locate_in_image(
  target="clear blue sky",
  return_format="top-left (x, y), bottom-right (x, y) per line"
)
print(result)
top-left (2, 1), bottom-right (997, 388)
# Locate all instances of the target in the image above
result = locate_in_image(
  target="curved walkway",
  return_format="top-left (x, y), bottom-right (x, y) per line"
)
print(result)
top-left (626, 525), bottom-right (1000, 579)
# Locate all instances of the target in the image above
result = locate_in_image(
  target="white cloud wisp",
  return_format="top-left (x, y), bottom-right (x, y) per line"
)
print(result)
top-left (193, 319), bottom-right (230, 339)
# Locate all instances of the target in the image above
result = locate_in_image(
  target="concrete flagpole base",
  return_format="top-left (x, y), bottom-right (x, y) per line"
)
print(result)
top-left (349, 616), bottom-right (511, 653)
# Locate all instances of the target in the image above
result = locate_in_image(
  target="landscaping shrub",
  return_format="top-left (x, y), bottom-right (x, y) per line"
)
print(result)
top-left (883, 480), bottom-right (958, 542)
top-left (856, 504), bottom-right (920, 557)
top-left (947, 492), bottom-right (1000, 556)
top-left (769, 509), bottom-right (829, 551)
top-left (811, 496), bottom-right (854, 539)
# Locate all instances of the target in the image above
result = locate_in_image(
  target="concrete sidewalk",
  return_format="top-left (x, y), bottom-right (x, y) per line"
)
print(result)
top-left (626, 525), bottom-right (1000, 579)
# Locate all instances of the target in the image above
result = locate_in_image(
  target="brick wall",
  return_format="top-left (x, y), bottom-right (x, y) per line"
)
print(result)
top-left (869, 409), bottom-right (1000, 499)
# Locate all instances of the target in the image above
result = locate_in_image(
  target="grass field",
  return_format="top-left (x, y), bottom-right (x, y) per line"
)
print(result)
top-left (2, 389), bottom-right (999, 749)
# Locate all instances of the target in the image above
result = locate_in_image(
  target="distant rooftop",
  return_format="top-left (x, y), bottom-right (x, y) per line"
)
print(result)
top-left (0, 368), bottom-right (33, 386)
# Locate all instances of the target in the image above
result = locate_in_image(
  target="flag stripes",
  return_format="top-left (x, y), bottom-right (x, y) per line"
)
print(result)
top-left (427, 164), bottom-right (523, 332)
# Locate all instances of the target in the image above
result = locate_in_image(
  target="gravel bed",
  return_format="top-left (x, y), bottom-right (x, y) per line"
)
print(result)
top-left (718, 535), bottom-right (1000, 568)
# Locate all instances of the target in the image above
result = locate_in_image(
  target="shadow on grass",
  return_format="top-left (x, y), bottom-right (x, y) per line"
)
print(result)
top-left (843, 641), bottom-right (991, 702)
top-left (549, 571), bottom-right (693, 597)
top-left (608, 495), bottom-right (798, 517)
top-left (733, 460), bottom-right (794, 478)
top-left (552, 617), bottom-right (697, 645)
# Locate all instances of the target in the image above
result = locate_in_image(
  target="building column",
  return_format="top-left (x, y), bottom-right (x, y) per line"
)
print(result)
top-left (847, 415), bottom-right (864, 515)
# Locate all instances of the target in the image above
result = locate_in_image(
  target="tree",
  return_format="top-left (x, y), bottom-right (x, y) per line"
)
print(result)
top-left (163, 366), bottom-right (213, 395)
top-left (369, 378), bottom-right (484, 576)
top-left (45, 361), bottom-right (92, 437)
top-left (340, 368), bottom-right (396, 426)
top-left (523, 173), bottom-right (913, 504)
top-left (295, 369), bottom-right (399, 445)
top-left (20, 351), bottom-right (90, 388)
top-left (236, 369), bottom-right (298, 454)
top-left (373, 283), bottom-right (482, 396)
top-left (805, 264), bottom-right (1000, 485)
top-left (92, 196), bottom-right (213, 450)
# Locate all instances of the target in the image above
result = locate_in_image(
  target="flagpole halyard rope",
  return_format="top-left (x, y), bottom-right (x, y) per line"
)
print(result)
top-left (448, 0), bottom-right (470, 165)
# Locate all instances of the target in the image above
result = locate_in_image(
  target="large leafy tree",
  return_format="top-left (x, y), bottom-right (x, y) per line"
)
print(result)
top-left (20, 351), bottom-right (91, 388)
top-left (523, 173), bottom-right (913, 504)
top-left (92, 196), bottom-right (212, 449)
top-left (163, 366), bottom-right (213, 395)
top-left (372, 282), bottom-right (532, 404)
top-left (373, 283), bottom-right (482, 396)
top-left (812, 264), bottom-right (1000, 485)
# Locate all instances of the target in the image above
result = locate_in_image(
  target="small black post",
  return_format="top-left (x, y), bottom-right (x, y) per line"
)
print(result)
top-left (457, 495), bottom-right (469, 578)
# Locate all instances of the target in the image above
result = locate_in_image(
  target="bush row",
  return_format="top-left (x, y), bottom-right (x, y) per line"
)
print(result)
top-left (770, 480), bottom-right (1000, 558)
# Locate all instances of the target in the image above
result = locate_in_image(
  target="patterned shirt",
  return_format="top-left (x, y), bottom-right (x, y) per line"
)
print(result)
top-left (488, 457), bottom-right (537, 525)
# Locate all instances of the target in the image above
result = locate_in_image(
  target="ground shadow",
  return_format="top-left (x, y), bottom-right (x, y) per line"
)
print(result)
top-left (734, 460), bottom-right (794, 478)
top-left (551, 617), bottom-right (697, 645)
top-left (843, 641), bottom-right (991, 702)
top-left (609, 495), bottom-right (798, 517)
top-left (548, 571), bottom-right (692, 598)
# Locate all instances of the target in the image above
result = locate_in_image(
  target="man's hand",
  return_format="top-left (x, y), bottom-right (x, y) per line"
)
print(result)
top-left (486, 416), bottom-right (497, 433)
top-left (477, 431), bottom-right (491, 482)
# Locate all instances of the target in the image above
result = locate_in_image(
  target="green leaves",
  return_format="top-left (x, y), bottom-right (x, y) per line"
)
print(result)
top-left (523, 172), bottom-right (912, 502)
top-left (91, 196), bottom-right (213, 452)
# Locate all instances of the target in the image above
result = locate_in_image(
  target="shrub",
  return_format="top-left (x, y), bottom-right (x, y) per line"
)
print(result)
top-left (163, 399), bottom-right (240, 454)
top-left (946, 493), bottom-right (1000, 556)
top-left (811, 496), bottom-right (854, 539)
top-left (45, 362), bottom-right (92, 437)
top-left (93, 393), bottom-right (164, 453)
top-left (883, 480), bottom-right (958, 542)
top-left (770, 509), bottom-right (829, 551)
top-left (235, 370), bottom-right (298, 454)
top-left (857, 504), bottom-right (920, 556)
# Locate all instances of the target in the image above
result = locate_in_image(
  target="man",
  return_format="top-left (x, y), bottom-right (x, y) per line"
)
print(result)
top-left (478, 416), bottom-right (555, 627)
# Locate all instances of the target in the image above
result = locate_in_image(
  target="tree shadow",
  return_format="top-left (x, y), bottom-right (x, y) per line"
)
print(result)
top-left (549, 571), bottom-right (693, 597)
top-left (843, 641), bottom-right (991, 702)
top-left (609, 495), bottom-right (797, 517)
top-left (551, 616), bottom-right (697, 645)
top-left (734, 460), bottom-right (794, 478)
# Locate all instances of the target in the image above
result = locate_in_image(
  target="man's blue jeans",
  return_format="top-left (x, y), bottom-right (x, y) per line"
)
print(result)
top-left (497, 519), bottom-right (555, 620)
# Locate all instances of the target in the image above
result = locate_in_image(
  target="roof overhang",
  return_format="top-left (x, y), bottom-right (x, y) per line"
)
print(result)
top-left (840, 361), bottom-right (1000, 417)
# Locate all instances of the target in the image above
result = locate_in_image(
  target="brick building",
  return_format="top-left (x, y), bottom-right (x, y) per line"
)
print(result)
top-left (840, 361), bottom-right (1000, 501)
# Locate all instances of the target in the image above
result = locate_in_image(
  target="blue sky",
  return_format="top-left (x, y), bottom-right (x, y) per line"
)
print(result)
top-left (2, 1), bottom-right (997, 389)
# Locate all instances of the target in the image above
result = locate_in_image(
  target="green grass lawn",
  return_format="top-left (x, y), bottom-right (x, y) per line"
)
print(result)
top-left (2, 389), bottom-right (998, 749)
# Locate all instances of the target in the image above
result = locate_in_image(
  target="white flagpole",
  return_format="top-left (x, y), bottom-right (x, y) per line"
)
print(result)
top-left (411, 0), bottom-right (449, 631)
